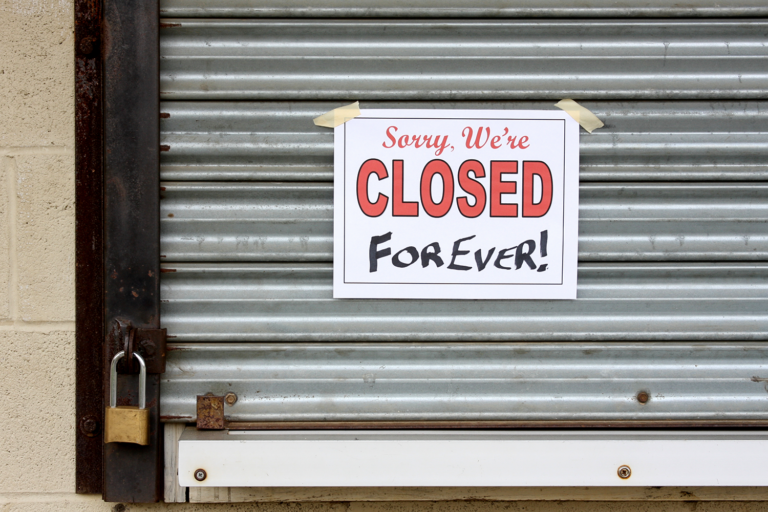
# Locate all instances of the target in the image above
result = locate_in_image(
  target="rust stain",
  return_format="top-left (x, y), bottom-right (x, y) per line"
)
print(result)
top-left (160, 145), bottom-right (170, 152)
top-left (160, 268), bottom-right (177, 273)
top-left (197, 395), bottom-right (226, 430)
top-left (160, 22), bottom-right (181, 29)
top-left (167, 213), bottom-right (174, 217)
top-left (160, 113), bottom-right (170, 119)
top-left (131, 291), bottom-right (139, 298)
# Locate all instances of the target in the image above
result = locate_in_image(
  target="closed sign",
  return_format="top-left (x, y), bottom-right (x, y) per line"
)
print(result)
top-left (333, 110), bottom-right (579, 299)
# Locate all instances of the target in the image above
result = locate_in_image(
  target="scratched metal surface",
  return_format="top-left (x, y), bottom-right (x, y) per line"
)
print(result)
top-left (159, 262), bottom-right (768, 341)
top-left (160, 182), bottom-right (768, 262)
top-left (160, 342), bottom-right (768, 421)
top-left (159, 0), bottom-right (768, 18)
top-left (159, 20), bottom-right (768, 100)
top-left (158, 12), bottom-right (768, 421)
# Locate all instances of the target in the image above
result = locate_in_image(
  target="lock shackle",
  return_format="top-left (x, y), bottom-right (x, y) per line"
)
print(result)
top-left (110, 351), bottom-right (146, 410)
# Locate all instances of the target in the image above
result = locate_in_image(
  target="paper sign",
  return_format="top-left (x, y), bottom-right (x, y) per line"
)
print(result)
top-left (333, 110), bottom-right (579, 299)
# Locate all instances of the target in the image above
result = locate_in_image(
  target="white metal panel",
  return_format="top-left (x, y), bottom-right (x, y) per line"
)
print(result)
top-left (178, 429), bottom-right (768, 487)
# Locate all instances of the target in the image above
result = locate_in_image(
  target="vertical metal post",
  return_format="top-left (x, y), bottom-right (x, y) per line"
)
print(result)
top-left (102, 0), bottom-right (162, 502)
top-left (75, 0), bottom-right (104, 496)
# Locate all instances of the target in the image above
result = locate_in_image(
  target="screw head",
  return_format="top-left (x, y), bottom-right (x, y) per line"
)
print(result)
top-left (225, 392), bottom-right (238, 406)
top-left (194, 469), bottom-right (207, 482)
top-left (140, 339), bottom-right (156, 356)
top-left (636, 391), bottom-right (649, 404)
top-left (79, 36), bottom-right (96, 56)
top-left (79, 415), bottom-right (100, 437)
top-left (617, 465), bottom-right (632, 479)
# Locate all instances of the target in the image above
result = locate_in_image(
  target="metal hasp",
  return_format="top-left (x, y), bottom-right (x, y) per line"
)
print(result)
top-left (103, 0), bottom-right (162, 502)
top-left (74, 0), bottom-right (104, 496)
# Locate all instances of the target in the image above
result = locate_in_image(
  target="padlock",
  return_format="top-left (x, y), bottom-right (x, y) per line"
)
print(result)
top-left (104, 350), bottom-right (150, 445)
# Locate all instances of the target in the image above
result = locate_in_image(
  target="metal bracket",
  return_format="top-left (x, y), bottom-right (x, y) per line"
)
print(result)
top-left (107, 319), bottom-right (166, 375)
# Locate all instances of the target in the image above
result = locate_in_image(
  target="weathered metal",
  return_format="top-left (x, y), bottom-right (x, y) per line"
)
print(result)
top-left (159, 182), bottom-right (768, 263)
top-left (159, 0), bottom-right (768, 18)
top-left (75, 0), bottom-right (104, 496)
top-left (116, 325), bottom-right (168, 375)
top-left (159, 20), bottom-right (768, 100)
top-left (161, 343), bottom-right (768, 423)
top-left (160, 263), bottom-right (768, 341)
top-left (196, 395), bottom-right (226, 430)
top-left (159, 101), bottom-right (768, 182)
top-left (155, 0), bottom-right (768, 436)
top-left (226, 420), bottom-right (768, 430)
top-left (103, 0), bottom-right (162, 502)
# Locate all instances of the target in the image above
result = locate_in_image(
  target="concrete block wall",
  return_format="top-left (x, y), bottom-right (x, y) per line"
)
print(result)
top-left (0, 1), bottom-right (765, 511)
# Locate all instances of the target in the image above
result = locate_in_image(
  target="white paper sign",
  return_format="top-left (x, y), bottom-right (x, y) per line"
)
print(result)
top-left (333, 110), bottom-right (579, 299)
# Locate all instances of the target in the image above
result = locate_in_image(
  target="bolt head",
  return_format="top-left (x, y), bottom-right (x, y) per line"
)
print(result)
top-left (636, 391), bottom-right (649, 404)
top-left (617, 465), bottom-right (632, 479)
top-left (140, 340), bottom-right (156, 356)
top-left (225, 392), bottom-right (238, 406)
top-left (79, 415), bottom-right (100, 437)
top-left (194, 469), bottom-right (207, 481)
top-left (79, 37), bottom-right (95, 56)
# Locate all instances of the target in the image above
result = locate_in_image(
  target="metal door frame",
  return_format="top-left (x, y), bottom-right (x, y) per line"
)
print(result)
top-left (75, 0), bottom-right (164, 502)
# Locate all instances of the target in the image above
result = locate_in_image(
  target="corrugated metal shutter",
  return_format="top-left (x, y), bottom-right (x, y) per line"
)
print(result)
top-left (158, 3), bottom-right (768, 424)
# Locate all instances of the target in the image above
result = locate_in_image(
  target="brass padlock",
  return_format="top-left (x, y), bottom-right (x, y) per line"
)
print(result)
top-left (104, 350), bottom-right (150, 445)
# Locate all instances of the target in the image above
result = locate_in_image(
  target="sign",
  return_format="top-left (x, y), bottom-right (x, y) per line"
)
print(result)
top-left (333, 110), bottom-right (579, 299)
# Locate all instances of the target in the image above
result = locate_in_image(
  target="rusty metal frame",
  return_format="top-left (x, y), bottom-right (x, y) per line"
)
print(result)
top-left (75, 0), bottom-right (163, 502)
top-left (75, 0), bottom-right (104, 496)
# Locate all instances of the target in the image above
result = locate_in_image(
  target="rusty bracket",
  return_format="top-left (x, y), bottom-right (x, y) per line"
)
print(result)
top-left (106, 319), bottom-right (166, 374)
top-left (197, 394), bottom-right (226, 430)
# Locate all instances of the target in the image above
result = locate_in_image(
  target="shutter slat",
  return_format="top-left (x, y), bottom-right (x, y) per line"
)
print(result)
top-left (159, 20), bottom-right (768, 100)
top-left (160, 342), bottom-right (768, 421)
top-left (159, 263), bottom-right (768, 341)
top-left (160, 101), bottom-right (768, 182)
top-left (160, 182), bottom-right (768, 262)
top-left (159, 1), bottom-right (768, 19)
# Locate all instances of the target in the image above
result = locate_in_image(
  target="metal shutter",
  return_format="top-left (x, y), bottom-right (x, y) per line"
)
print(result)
top-left (158, 3), bottom-right (768, 425)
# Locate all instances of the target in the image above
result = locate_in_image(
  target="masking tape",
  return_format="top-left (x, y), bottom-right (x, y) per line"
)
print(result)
top-left (313, 101), bottom-right (361, 128)
top-left (554, 99), bottom-right (604, 133)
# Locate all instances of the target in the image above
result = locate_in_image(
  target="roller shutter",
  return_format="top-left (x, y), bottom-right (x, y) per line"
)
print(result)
top-left (158, 3), bottom-right (768, 425)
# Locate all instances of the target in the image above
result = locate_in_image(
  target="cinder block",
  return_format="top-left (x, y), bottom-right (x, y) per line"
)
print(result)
top-left (15, 153), bottom-right (74, 322)
top-left (2, 497), bottom-right (114, 512)
top-left (0, 159), bottom-right (11, 319)
top-left (0, 0), bottom-right (74, 148)
top-left (0, 330), bottom-right (75, 493)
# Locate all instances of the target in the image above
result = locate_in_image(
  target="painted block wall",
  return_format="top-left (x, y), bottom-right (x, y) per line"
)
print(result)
top-left (0, 1), bottom-right (766, 510)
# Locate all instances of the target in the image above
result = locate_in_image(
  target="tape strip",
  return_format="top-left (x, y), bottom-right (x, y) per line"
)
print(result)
top-left (554, 99), bottom-right (604, 133)
top-left (313, 101), bottom-right (361, 128)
